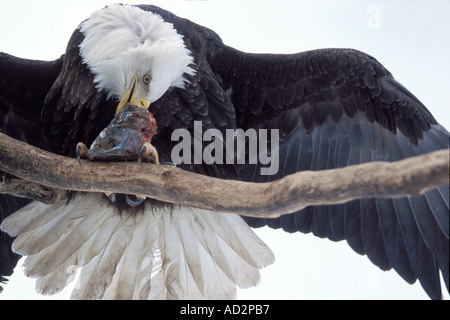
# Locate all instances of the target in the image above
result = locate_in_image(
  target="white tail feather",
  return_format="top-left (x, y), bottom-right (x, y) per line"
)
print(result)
top-left (0, 193), bottom-right (274, 299)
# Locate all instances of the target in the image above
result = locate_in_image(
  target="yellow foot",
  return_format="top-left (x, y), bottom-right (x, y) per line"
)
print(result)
top-left (76, 142), bottom-right (89, 164)
top-left (139, 142), bottom-right (160, 164)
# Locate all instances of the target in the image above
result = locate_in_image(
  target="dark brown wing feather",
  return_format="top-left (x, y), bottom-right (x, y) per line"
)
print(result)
top-left (208, 43), bottom-right (448, 298)
top-left (0, 52), bottom-right (63, 291)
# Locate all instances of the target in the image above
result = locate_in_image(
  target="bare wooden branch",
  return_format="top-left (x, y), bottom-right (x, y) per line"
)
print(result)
top-left (0, 175), bottom-right (68, 204)
top-left (0, 132), bottom-right (448, 218)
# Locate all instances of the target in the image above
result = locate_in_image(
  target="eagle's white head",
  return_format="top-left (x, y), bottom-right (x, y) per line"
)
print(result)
top-left (79, 4), bottom-right (195, 110)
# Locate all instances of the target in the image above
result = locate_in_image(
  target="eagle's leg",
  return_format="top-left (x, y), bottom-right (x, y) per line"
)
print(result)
top-left (76, 142), bottom-right (89, 164)
top-left (138, 142), bottom-right (160, 164)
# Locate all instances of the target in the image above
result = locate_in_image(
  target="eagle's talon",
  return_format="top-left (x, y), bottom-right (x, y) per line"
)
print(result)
top-left (105, 192), bottom-right (117, 203)
top-left (126, 194), bottom-right (145, 207)
top-left (76, 142), bottom-right (89, 164)
top-left (139, 142), bottom-right (160, 164)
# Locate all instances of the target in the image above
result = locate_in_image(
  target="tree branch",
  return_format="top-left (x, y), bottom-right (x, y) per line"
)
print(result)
top-left (0, 175), bottom-right (67, 204)
top-left (0, 132), bottom-right (448, 218)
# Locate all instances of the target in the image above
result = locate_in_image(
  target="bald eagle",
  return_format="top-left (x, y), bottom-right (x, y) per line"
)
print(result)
top-left (0, 4), bottom-right (448, 299)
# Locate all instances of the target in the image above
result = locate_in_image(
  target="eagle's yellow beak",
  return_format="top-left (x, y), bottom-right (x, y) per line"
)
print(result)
top-left (116, 76), bottom-right (151, 113)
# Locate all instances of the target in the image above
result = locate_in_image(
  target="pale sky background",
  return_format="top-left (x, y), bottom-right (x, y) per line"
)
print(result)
top-left (0, 0), bottom-right (449, 300)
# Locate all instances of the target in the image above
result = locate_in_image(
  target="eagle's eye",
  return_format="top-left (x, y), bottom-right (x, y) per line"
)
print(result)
top-left (143, 74), bottom-right (152, 84)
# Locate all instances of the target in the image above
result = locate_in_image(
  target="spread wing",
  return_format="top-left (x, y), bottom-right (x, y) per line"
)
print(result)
top-left (0, 52), bottom-right (62, 289)
top-left (209, 45), bottom-right (449, 299)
